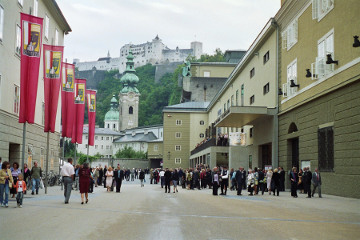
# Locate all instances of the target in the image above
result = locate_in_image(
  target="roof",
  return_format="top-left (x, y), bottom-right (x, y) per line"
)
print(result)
top-left (45, 0), bottom-right (72, 34)
top-left (163, 102), bottom-right (209, 112)
top-left (113, 132), bottom-right (158, 143)
top-left (190, 62), bottom-right (237, 67)
top-left (82, 127), bottom-right (123, 136)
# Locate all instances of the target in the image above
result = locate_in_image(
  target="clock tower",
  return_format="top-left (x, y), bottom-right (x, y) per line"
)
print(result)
top-left (119, 51), bottom-right (140, 131)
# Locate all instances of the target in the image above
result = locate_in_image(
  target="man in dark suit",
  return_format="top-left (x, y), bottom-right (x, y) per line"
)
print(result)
top-left (114, 165), bottom-right (124, 193)
top-left (303, 167), bottom-right (312, 198)
top-left (312, 168), bottom-right (322, 198)
top-left (279, 167), bottom-right (285, 191)
top-left (164, 168), bottom-right (172, 193)
top-left (235, 167), bottom-right (245, 195)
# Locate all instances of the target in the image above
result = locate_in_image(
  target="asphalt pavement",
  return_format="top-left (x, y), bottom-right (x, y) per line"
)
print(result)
top-left (1, 177), bottom-right (359, 240)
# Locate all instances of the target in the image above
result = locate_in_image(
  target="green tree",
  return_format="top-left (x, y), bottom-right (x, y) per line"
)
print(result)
top-left (115, 146), bottom-right (147, 159)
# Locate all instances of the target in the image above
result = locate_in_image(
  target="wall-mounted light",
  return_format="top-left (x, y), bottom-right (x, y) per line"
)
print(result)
top-left (326, 54), bottom-right (338, 65)
top-left (306, 69), bottom-right (314, 78)
top-left (167, 114), bottom-right (172, 117)
top-left (278, 88), bottom-right (283, 95)
top-left (290, 80), bottom-right (299, 88)
top-left (353, 36), bottom-right (360, 48)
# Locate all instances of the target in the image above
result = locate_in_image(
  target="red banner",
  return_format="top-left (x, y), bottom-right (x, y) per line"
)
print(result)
top-left (19, 13), bottom-right (43, 123)
top-left (61, 63), bottom-right (75, 138)
top-left (43, 44), bottom-right (64, 132)
top-left (86, 90), bottom-right (97, 146)
top-left (71, 79), bottom-right (86, 144)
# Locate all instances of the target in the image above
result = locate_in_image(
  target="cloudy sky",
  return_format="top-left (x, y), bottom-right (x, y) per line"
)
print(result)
top-left (57, 0), bottom-right (281, 62)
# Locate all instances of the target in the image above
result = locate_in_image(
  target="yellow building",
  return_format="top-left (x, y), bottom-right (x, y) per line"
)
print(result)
top-left (276, 0), bottom-right (360, 198)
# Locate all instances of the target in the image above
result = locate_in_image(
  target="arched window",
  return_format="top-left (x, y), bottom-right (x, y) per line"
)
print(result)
top-left (129, 106), bottom-right (133, 114)
top-left (288, 122), bottom-right (298, 134)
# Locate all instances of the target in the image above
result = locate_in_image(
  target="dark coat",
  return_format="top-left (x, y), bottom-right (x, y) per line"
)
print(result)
top-left (114, 170), bottom-right (124, 181)
top-left (272, 172), bottom-right (280, 187)
top-left (235, 170), bottom-right (244, 183)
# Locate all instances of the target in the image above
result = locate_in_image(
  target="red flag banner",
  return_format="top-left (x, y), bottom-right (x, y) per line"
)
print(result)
top-left (19, 13), bottom-right (43, 123)
top-left (61, 63), bottom-right (75, 138)
top-left (43, 44), bottom-right (64, 133)
top-left (71, 79), bottom-right (86, 144)
top-left (86, 90), bottom-right (97, 146)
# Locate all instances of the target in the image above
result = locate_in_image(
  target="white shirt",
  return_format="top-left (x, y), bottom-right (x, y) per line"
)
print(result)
top-left (60, 162), bottom-right (75, 177)
top-left (159, 170), bottom-right (165, 177)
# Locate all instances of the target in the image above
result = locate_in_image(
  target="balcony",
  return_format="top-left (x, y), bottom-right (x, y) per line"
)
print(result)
top-left (214, 106), bottom-right (277, 128)
top-left (191, 138), bottom-right (217, 155)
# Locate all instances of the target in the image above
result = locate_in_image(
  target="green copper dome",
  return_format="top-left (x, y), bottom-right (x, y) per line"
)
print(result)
top-left (104, 95), bottom-right (119, 121)
top-left (120, 51), bottom-right (140, 93)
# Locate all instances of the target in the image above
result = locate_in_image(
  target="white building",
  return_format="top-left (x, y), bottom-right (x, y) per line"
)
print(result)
top-left (74, 35), bottom-right (203, 73)
top-left (0, 0), bottom-right (71, 171)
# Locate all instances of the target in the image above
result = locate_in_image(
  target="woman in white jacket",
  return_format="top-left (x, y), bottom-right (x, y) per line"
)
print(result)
top-left (247, 169), bottom-right (254, 196)
top-left (266, 169), bottom-right (273, 195)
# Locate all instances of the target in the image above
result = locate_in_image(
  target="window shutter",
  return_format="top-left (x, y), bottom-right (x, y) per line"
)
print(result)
top-left (312, 0), bottom-right (319, 19)
top-left (281, 31), bottom-right (287, 49)
top-left (318, 128), bottom-right (326, 170)
top-left (293, 19), bottom-right (298, 43)
top-left (315, 57), bottom-right (325, 77)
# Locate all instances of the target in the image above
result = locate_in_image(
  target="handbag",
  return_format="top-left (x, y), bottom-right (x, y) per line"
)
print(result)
top-left (40, 179), bottom-right (44, 189)
top-left (9, 182), bottom-right (12, 188)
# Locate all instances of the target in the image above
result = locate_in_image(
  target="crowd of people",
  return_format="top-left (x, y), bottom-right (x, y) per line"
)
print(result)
top-left (0, 155), bottom-right (323, 208)
top-left (148, 164), bottom-right (322, 199)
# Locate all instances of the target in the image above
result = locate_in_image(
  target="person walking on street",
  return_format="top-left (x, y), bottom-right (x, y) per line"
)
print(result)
top-left (94, 167), bottom-right (99, 187)
top-left (139, 169), bottom-right (145, 187)
top-left (312, 168), bottom-right (322, 198)
top-left (235, 167), bottom-right (245, 196)
top-left (172, 169), bottom-right (179, 193)
top-left (272, 168), bottom-right (280, 196)
top-left (105, 167), bottom-right (113, 192)
top-left (290, 167), bottom-right (298, 198)
top-left (79, 163), bottom-right (91, 204)
top-left (30, 161), bottom-right (42, 195)
top-left (164, 168), bottom-right (172, 193)
top-left (60, 158), bottom-right (75, 204)
top-left (0, 161), bottom-right (14, 207)
top-left (15, 174), bottom-right (26, 207)
top-left (10, 162), bottom-right (21, 198)
top-left (212, 168), bottom-right (219, 196)
top-left (114, 166), bottom-right (124, 192)
top-left (220, 166), bottom-right (229, 195)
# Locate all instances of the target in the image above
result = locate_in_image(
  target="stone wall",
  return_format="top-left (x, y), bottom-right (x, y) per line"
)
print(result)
top-left (154, 62), bottom-right (183, 83)
top-left (75, 69), bottom-right (107, 90)
top-left (91, 158), bottom-right (149, 169)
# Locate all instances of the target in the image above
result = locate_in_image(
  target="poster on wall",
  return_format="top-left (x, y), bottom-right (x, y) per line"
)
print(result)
top-left (301, 160), bottom-right (311, 170)
top-left (229, 132), bottom-right (246, 146)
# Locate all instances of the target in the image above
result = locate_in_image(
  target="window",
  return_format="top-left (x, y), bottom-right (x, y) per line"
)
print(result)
top-left (200, 120), bottom-right (204, 125)
top-left (107, 124), bottom-right (110, 128)
top-left (176, 120), bottom-right (182, 125)
top-left (33, 0), bottom-right (38, 16)
top-left (318, 126), bottom-right (334, 171)
top-left (250, 68), bottom-right (255, 78)
top-left (241, 84), bottom-right (244, 106)
top-left (263, 51), bottom-right (270, 64)
top-left (0, 5), bottom-right (4, 42)
top-left (129, 106), bottom-right (133, 114)
top-left (231, 95), bottom-right (234, 106)
top-left (95, 136), bottom-right (98, 140)
top-left (263, 83), bottom-right (270, 95)
top-left (106, 137), bottom-right (109, 140)
top-left (15, 24), bottom-right (21, 55)
top-left (113, 124), bottom-right (116, 129)
top-left (312, 0), bottom-right (334, 21)
top-left (175, 132), bottom-right (181, 138)
top-left (106, 145), bottom-right (110, 149)
top-left (223, 103), bottom-right (226, 113)
top-left (283, 59), bottom-right (297, 97)
top-left (14, 85), bottom-right (20, 114)
top-left (236, 90), bottom-right (239, 106)
top-left (250, 95), bottom-right (255, 105)
top-left (95, 145), bottom-right (98, 149)
top-left (282, 18), bottom-right (298, 50)
top-left (18, 0), bottom-right (23, 7)
top-left (42, 102), bottom-right (45, 125)
top-left (312, 30), bottom-right (334, 80)
top-left (101, 145), bottom-right (103, 149)
top-left (101, 137), bottom-right (104, 140)
top-left (204, 71), bottom-right (210, 77)
top-left (175, 145), bottom-right (181, 151)
top-left (199, 133), bottom-right (204, 138)
top-left (85, 144), bottom-right (88, 149)
top-left (55, 29), bottom-right (59, 46)
top-left (175, 158), bottom-right (181, 164)
top-left (85, 135), bottom-right (88, 140)
top-left (44, 15), bottom-right (49, 39)
top-left (227, 99), bottom-right (230, 109)
top-left (154, 145), bottom-right (158, 151)
top-left (250, 127), bottom-right (253, 138)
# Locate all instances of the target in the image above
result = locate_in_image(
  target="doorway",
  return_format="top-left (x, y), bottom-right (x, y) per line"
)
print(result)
top-left (260, 143), bottom-right (272, 168)
top-left (289, 138), bottom-right (299, 170)
top-left (9, 143), bottom-right (21, 166)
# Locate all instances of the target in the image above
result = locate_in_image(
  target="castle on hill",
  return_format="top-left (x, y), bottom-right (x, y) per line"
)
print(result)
top-left (74, 35), bottom-right (203, 73)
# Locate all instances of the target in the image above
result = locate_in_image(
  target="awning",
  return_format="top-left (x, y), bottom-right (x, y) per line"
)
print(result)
top-left (214, 106), bottom-right (277, 127)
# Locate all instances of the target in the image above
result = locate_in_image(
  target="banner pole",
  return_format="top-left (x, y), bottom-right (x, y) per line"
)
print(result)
top-left (61, 137), bottom-right (65, 190)
top-left (45, 131), bottom-right (50, 194)
top-left (87, 136), bottom-right (89, 163)
top-left (21, 122), bottom-right (27, 172)
top-left (74, 143), bottom-right (77, 166)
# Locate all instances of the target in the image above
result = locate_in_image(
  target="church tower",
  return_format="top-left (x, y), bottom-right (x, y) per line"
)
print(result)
top-left (119, 51), bottom-right (140, 131)
top-left (104, 95), bottom-right (120, 131)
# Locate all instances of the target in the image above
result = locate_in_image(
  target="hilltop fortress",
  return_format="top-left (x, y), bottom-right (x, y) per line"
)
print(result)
top-left (74, 35), bottom-right (203, 73)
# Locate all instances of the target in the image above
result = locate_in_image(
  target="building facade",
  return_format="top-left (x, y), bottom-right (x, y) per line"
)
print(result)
top-left (0, 0), bottom-right (71, 171)
top-left (276, 0), bottom-right (360, 198)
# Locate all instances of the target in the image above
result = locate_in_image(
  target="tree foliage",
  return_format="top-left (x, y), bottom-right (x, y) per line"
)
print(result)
top-left (115, 146), bottom-right (147, 159)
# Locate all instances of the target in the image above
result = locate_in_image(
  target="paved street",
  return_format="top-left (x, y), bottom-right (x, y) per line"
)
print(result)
top-left (1, 178), bottom-right (360, 240)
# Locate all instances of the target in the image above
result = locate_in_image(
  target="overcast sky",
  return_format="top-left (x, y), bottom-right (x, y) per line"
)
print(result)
top-left (57, 0), bottom-right (281, 63)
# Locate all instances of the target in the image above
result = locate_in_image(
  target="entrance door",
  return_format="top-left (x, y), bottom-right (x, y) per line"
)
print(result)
top-left (9, 143), bottom-right (21, 166)
top-left (261, 143), bottom-right (272, 168)
top-left (290, 138), bottom-right (299, 170)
